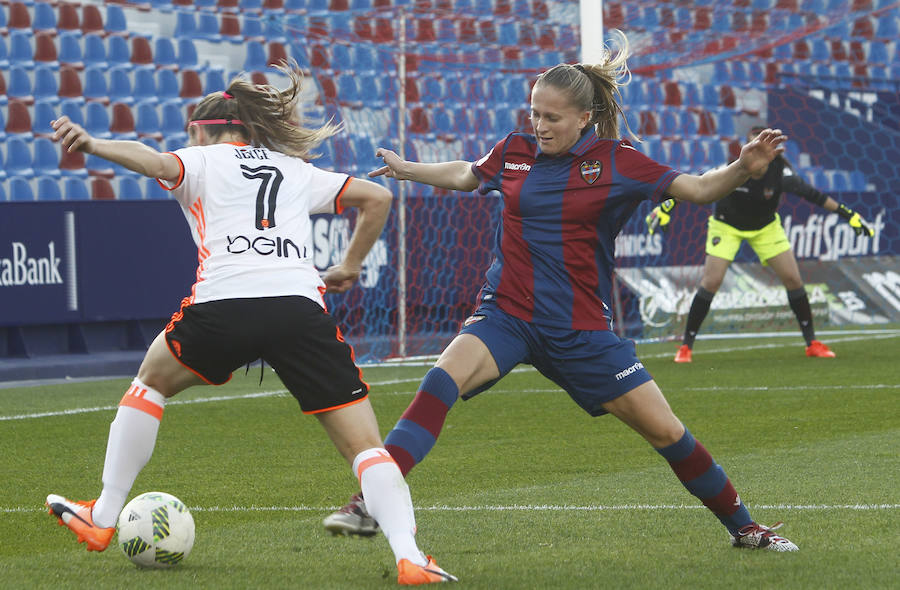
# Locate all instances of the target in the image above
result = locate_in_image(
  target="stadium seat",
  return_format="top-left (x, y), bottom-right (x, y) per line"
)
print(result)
top-left (110, 103), bottom-right (138, 140)
top-left (105, 4), bottom-right (129, 37)
top-left (145, 177), bottom-right (170, 200)
top-left (242, 14), bottom-right (265, 41)
top-left (6, 136), bottom-right (34, 177)
top-left (91, 177), bottom-right (116, 200)
top-left (64, 177), bottom-right (91, 200)
top-left (83, 33), bottom-right (108, 70)
top-left (36, 176), bottom-right (62, 201)
top-left (130, 36), bottom-right (154, 66)
top-left (58, 66), bottom-right (85, 104)
top-left (118, 176), bottom-right (144, 200)
top-left (131, 68), bottom-right (158, 106)
top-left (197, 12), bottom-right (222, 43)
top-left (9, 177), bottom-right (36, 202)
top-left (59, 99), bottom-right (85, 127)
top-left (33, 65), bottom-right (60, 105)
top-left (108, 35), bottom-right (132, 67)
top-left (7, 2), bottom-right (32, 32)
top-left (59, 146), bottom-right (88, 178)
top-left (155, 38), bottom-right (179, 70)
top-left (6, 99), bottom-right (33, 139)
top-left (220, 13), bottom-right (243, 42)
top-left (177, 39), bottom-right (200, 71)
top-left (0, 37), bottom-right (8, 71)
top-left (135, 101), bottom-right (163, 142)
top-left (59, 31), bottom-right (84, 70)
top-left (82, 4), bottom-right (106, 36)
top-left (33, 32), bottom-right (59, 69)
top-left (85, 102), bottom-right (113, 139)
top-left (33, 101), bottom-right (58, 138)
top-left (244, 40), bottom-right (268, 71)
top-left (660, 109), bottom-right (679, 137)
top-left (160, 103), bottom-right (189, 145)
top-left (875, 13), bottom-right (898, 39)
top-left (205, 67), bottom-right (227, 93)
top-left (58, 3), bottom-right (81, 33)
top-left (83, 66), bottom-right (110, 105)
top-left (173, 10), bottom-right (198, 40)
top-left (266, 41), bottom-right (288, 69)
top-left (108, 65), bottom-right (135, 106)
top-left (9, 31), bottom-right (35, 70)
top-left (715, 109), bottom-right (735, 138)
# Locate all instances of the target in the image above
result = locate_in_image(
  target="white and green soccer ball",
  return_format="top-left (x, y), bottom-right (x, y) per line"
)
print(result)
top-left (117, 492), bottom-right (195, 568)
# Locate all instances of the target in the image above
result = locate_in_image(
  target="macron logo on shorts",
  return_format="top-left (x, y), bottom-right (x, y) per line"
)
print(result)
top-left (615, 361), bottom-right (645, 381)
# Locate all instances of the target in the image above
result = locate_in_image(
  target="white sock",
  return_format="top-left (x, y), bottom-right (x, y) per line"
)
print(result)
top-left (352, 448), bottom-right (427, 566)
top-left (92, 378), bottom-right (165, 528)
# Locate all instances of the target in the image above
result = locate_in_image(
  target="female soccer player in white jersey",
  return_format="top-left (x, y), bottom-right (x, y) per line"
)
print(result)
top-left (324, 31), bottom-right (799, 553)
top-left (44, 63), bottom-right (456, 585)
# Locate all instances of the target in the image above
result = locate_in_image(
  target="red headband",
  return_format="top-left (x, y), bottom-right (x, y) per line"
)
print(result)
top-left (188, 119), bottom-right (244, 127)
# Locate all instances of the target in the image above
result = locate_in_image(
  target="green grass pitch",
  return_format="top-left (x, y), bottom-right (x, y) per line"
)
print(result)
top-left (2, 332), bottom-right (898, 589)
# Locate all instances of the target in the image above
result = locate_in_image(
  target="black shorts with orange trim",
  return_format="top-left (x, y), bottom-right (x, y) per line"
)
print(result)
top-left (165, 296), bottom-right (368, 414)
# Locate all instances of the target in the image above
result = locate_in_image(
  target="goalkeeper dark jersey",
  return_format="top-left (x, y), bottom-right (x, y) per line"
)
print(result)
top-left (713, 156), bottom-right (828, 231)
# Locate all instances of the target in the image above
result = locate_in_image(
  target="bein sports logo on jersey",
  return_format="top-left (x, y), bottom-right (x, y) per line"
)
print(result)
top-left (580, 160), bottom-right (603, 184)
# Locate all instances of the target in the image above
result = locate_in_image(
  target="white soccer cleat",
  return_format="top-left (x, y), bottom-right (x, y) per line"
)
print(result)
top-left (323, 492), bottom-right (380, 537)
top-left (731, 521), bottom-right (798, 552)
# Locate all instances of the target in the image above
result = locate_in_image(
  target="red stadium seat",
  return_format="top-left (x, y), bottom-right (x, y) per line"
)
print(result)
top-left (110, 103), bottom-right (137, 139)
top-left (310, 44), bottom-right (330, 69)
top-left (218, 0), bottom-right (241, 12)
top-left (405, 77), bottom-right (420, 102)
top-left (694, 7), bottom-right (711, 30)
top-left (82, 5), bottom-right (105, 36)
top-left (414, 18), bottom-right (436, 42)
top-left (851, 17), bottom-right (874, 39)
top-left (267, 42), bottom-right (289, 68)
top-left (219, 13), bottom-right (241, 41)
top-left (91, 177), bottom-right (116, 200)
top-left (719, 85), bottom-right (736, 109)
top-left (8, 2), bottom-right (32, 31)
top-left (408, 107), bottom-right (430, 134)
top-left (34, 33), bottom-right (59, 68)
top-left (374, 18), bottom-right (394, 42)
top-left (131, 36), bottom-right (154, 67)
top-left (5, 100), bottom-right (33, 136)
top-left (179, 70), bottom-right (204, 103)
top-left (57, 3), bottom-right (81, 33)
top-left (59, 148), bottom-right (87, 176)
top-left (663, 82), bottom-right (682, 106)
top-left (58, 66), bottom-right (85, 101)
top-left (354, 17), bottom-right (374, 41)
top-left (479, 21), bottom-right (498, 44)
top-left (458, 18), bottom-right (478, 43)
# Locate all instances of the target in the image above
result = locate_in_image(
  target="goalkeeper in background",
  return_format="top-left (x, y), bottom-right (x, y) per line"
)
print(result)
top-left (645, 125), bottom-right (875, 363)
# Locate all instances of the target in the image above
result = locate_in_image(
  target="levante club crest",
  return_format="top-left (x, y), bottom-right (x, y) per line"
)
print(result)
top-left (580, 160), bottom-right (603, 184)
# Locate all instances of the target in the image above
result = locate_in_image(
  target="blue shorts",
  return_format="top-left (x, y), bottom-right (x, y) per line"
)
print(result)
top-left (458, 301), bottom-right (653, 417)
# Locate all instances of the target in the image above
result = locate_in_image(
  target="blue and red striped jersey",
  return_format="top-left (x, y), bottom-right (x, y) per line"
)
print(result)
top-left (471, 130), bottom-right (679, 330)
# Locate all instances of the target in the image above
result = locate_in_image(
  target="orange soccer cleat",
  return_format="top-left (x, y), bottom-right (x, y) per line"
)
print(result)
top-left (674, 344), bottom-right (693, 363)
top-left (398, 555), bottom-right (458, 585)
top-left (46, 494), bottom-right (115, 552)
top-left (805, 340), bottom-right (836, 358)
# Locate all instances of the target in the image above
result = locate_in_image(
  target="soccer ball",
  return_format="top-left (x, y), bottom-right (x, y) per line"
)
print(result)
top-left (116, 491), bottom-right (195, 568)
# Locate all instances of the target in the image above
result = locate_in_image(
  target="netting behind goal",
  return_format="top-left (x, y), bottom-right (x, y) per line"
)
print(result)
top-left (278, 0), bottom-right (899, 361)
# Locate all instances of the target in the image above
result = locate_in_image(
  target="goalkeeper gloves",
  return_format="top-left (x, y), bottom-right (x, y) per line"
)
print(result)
top-left (646, 198), bottom-right (677, 235)
top-left (836, 204), bottom-right (875, 237)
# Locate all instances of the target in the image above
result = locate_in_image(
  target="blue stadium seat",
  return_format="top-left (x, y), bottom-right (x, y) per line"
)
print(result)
top-left (810, 38), bottom-right (830, 62)
top-left (60, 99), bottom-right (86, 127)
top-left (86, 153), bottom-right (115, 177)
top-left (849, 170), bottom-right (866, 191)
top-left (173, 10), bottom-right (199, 39)
top-left (680, 111), bottom-right (699, 137)
top-left (242, 14), bottom-right (265, 40)
top-left (105, 4), bottom-right (129, 36)
top-left (107, 35), bottom-right (131, 67)
top-left (33, 2), bottom-right (58, 32)
top-left (153, 68), bottom-right (180, 107)
top-left (7, 66), bottom-right (34, 105)
top-left (337, 74), bottom-right (361, 104)
top-left (875, 12), bottom-right (898, 39)
top-left (243, 41), bottom-right (268, 72)
top-left (352, 45), bottom-right (377, 72)
top-left (6, 137), bottom-right (34, 177)
top-left (667, 140), bottom-right (688, 169)
top-left (58, 31), bottom-right (83, 70)
top-left (9, 31), bottom-right (35, 70)
top-left (36, 176), bottom-right (62, 201)
top-left (33, 65), bottom-right (60, 105)
top-left (9, 177), bottom-right (36, 201)
top-left (240, 0), bottom-right (264, 13)
top-left (139, 137), bottom-right (162, 152)
top-left (144, 177), bottom-right (170, 200)
top-left (83, 34), bottom-right (108, 69)
top-left (83, 66), bottom-right (109, 104)
top-left (85, 102), bottom-right (113, 139)
top-left (705, 139), bottom-right (727, 167)
top-left (108, 65), bottom-right (135, 106)
top-left (332, 44), bottom-right (352, 70)
top-left (197, 12), bottom-right (222, 42)
top-left (868, 41), bottom-right (888, 65)
top-left (0, 36), bottom-right (8, 70)
top-left (155, 38), bottom-right (178, 70)
top-left (715, 109), bottom-right (735, 138)
top-left (33, 101), bottom-right (58, 137)
top-left (131, 68), bottom-right (158, 106)
top-left (263, 14), bottom-right (288, 43)
top-left (205, 67), bottom-right (227, 93)
top-left (135, 101), bottom-right (163, 142)
top-left (64, 177), bottom-right (91, 201)
top-left (689, 141), bottom-right (707, 172)
top-left (660, 109), bottom-right (679, 137)
top-left (177, 39), bottom-right (200, 71)
top-left (118, 176), bottom-right (144, 200)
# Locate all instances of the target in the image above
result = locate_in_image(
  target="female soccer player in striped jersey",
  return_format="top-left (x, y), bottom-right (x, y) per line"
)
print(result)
top-left (44, 63), bottom-right (456, 585)
top-left (325, 31), bottom-right (799, 553)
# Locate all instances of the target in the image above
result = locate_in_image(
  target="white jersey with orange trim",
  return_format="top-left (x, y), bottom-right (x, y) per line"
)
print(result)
top-left (158, 142), bottom-right (351, 306)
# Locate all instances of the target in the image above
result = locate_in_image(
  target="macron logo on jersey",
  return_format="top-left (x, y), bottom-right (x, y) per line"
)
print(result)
top-left (504, 161), bottom-right (532, 172)
top-left (615, 361), bottom-right (645, 381)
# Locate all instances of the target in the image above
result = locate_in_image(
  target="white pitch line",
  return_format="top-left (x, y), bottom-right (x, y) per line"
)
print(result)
top-left (639, 332), bottom-right (899, 360)
top-left (5, 503), bottom-right (897, 515)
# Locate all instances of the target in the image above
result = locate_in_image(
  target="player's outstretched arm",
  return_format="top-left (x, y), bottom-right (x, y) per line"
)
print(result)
top-left (368, 147), bottom-right (479, 192)
top-left (322, 178), bottom-right (393, 293)
top-left (667, 128), bottom-right (787, 205)
top-left (51, 116), bottom-right (181, 182)
top-left (645, 198), bottom-right (678, 235)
